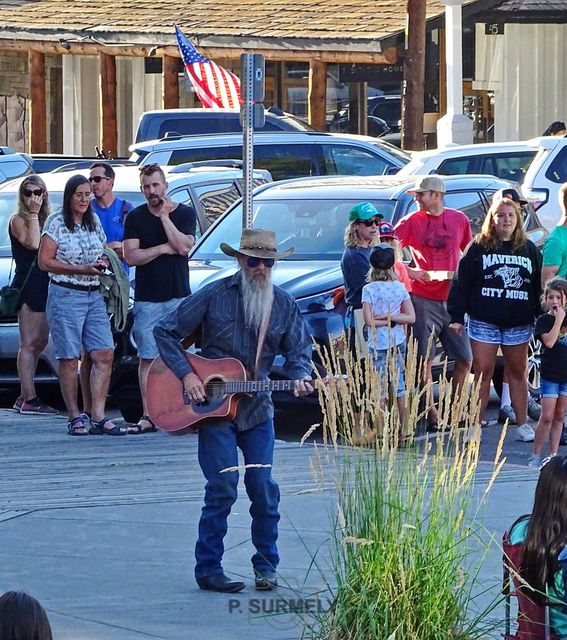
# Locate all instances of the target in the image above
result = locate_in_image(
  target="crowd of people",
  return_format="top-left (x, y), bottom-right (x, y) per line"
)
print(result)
top-left (341, 175), bottom-right (567, 469)
top-left (8, 164), bottom-right (567, 467)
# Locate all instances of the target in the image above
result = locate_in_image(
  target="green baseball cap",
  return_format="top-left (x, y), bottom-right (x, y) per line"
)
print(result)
top-left (348, 201), bottom-right (383, 222)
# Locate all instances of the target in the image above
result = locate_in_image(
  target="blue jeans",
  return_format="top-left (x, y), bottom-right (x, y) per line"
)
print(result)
top-left (195, 419), bottom-right (280, 579)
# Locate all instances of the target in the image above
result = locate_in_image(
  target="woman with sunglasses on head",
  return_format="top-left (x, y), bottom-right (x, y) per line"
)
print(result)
top-left (448, 196), bottom-right (542, 440)
top-left (8, 175), bottom-right (58, 415)
top-left (38, 174), bottom-right (126, 436)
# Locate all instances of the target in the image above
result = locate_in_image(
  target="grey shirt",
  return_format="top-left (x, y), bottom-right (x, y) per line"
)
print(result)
top-left (153, 271), bottom-right (313, 431)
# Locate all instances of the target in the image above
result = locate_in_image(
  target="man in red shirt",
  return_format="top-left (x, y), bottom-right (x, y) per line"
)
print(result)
top-left (395, 176), bottom-right (473, 430)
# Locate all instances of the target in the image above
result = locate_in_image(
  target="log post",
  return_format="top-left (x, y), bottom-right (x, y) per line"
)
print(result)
top-left (28, 50), bottom-right (47, 153)
top-left (163, 54), bottom-right (180, 109)
top-left (401, 0), bottom-right (427, 150)
top-left (99, 52), bottom-right (117, 157)
top-left (308, 59), bottom-right (327, 131)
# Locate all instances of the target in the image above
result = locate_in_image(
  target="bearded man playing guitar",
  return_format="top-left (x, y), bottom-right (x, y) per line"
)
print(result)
top-left (153, 228), bottom-right (313, 593)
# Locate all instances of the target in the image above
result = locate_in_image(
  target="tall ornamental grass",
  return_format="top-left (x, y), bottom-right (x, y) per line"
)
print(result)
top-left (309, 335), bottom-right (506, 640)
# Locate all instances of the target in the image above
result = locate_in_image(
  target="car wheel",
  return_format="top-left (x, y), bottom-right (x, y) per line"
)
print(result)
top-left (527, 335), bottom-right (541, 397)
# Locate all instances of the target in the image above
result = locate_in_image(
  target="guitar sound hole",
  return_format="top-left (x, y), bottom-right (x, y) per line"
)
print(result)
top-left (205, 377), bottom-right (226, 402)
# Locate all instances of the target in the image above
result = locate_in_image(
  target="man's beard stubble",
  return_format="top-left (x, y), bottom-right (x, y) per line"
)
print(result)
top-left (241, 267), bottom-right (274, 333)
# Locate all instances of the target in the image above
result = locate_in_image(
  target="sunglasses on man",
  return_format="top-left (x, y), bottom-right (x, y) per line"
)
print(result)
top-left (23, 188), bottom-right (43, 197)
top-left (246, 257), bottom-right (275, 269)
top-left (89, 176), bottom-right (111, 183)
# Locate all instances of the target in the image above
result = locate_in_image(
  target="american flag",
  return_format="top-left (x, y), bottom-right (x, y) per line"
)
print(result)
top-left (175, 26), bottom-right (241, 109)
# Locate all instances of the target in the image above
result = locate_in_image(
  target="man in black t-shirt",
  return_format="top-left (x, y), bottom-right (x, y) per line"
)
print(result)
top-left (124, 164), bottom-right (196, 433)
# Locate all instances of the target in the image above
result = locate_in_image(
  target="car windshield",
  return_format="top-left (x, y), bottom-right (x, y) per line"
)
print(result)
top-left (369, 141), bottom-right (410, 164)
top-left (193, 198), bottom-right (397, 261)
top-left (0, 190), bottom-right (146, 256)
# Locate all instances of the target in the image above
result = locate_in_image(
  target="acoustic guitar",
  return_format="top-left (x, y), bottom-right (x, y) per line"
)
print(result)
top-left (146, 351), bottom-right (318, 435)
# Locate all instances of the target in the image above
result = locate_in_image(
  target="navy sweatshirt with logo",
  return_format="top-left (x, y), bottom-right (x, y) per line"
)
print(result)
top-left (447, 239), bottom-right (542, 327)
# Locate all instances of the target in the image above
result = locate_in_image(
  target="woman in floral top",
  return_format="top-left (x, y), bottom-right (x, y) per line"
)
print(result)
top-left (39, 175), bottom-right (126, 436)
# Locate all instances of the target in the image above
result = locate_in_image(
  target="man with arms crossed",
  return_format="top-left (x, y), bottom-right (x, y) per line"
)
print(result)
top-left (154, 229), bottom-right (313, 593)
top-left (124, 164), bottom-right (196, 434)
top-left (395, 175), bottom-right (473, 430)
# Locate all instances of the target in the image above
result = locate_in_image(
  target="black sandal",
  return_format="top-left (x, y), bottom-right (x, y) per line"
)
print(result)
top-left (89, 417), bottom-right (127, 436)
top-left (68, 415), bottom-right (89, 436)
top-left (128, 415), bottom-right (158, 434)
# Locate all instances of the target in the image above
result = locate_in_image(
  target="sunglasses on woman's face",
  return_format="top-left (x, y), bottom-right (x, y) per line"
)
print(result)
top-left (246, 257), bottom-right (275, 268)
top-left (23, 188), bottom-right (43, 197)
top-left (360, 217), bottom-right (381, 227)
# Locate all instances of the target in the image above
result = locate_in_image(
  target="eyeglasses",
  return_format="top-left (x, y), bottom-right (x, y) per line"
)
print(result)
top-left (23, 188), bottom-right (43, 197)
top-left (89, 176), bottom-right (110, 183)
top-left (361, 218), bottom-right (381, 227)
top-left (246, 256), bottom-right (275, 268)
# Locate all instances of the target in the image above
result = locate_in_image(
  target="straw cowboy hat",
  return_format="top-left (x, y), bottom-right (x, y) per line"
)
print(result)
top-left (220, 228), bottom-right (294, 259)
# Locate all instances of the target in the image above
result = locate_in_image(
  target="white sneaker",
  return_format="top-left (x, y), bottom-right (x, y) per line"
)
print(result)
top-left (527, 454), bottom-right (543, 469)
top-left (541, 454), bottom-right (556, 468)
top-left (516, 423), bottom-right (535, 442)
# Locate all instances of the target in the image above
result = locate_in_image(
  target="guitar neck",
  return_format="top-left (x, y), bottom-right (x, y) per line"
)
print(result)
top-left (223, 379), bottom-right (298, 394)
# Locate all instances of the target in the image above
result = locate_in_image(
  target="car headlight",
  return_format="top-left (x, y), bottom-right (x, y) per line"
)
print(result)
top-left (296, 288), bottom-right (346, 346)
top-left (296, 287), bottom-right (344, 314)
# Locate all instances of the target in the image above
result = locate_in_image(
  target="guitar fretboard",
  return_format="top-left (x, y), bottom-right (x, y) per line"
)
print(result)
top-left (217, 380), bottom-right (298, 394)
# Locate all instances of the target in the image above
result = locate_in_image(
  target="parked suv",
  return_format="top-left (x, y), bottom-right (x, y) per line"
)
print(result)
top-left (398, 141), bottom-right (537, 184)
top-left (134, 107), bottom-right (314, 144)
top-left (0, 163), bottom-right (271, 392)
top-left (328, 95), bottom-right (402, 136)
top-left (523, 134), bottom-right (567, 231)
top-left (129, 132), bottom-right (410, 181)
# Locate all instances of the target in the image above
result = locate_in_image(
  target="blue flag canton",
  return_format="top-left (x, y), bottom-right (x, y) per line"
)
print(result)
top-left (176, 27), bottom-right (210, 64)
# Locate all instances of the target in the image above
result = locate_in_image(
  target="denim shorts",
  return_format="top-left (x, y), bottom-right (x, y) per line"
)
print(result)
top-left (133, 298), bottom-right (184, 359)
top-left (467, 317), bottom-right (533, 346)
top-left (369, 343), bottom-right (406, 398)
top-left (540, 378), bottom-right (567, 398)
top-left (46, 283), bottom-right (114, 359)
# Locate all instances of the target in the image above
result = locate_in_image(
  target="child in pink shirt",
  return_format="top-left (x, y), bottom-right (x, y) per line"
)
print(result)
top-left (378, 221), bottom-right (412, 293)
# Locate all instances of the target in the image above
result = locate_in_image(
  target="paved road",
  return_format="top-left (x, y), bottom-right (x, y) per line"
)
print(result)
top-left (0, 385), bottom-right (545, 639)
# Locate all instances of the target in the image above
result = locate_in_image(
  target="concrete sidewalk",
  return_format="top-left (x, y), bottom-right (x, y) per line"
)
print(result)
top-left (0, 409), bottom-right (537, 639)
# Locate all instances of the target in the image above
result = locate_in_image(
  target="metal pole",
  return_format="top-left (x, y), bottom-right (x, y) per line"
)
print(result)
top-left (242, 55), bottom-right (254, 229)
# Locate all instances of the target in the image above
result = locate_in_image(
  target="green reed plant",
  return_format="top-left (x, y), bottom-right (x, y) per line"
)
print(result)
top-left (309, 335), bottom-right (506, 640)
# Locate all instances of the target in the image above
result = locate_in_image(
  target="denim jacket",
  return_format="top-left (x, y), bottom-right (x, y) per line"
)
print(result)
top-left (153, 271), bottom-right (313, 431)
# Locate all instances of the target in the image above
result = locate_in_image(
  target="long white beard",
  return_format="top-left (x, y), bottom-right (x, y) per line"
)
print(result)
top-left (241, 268), bottom-right (274, 333)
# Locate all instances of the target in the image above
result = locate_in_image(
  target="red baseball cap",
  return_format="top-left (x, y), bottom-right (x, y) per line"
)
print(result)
top-left (378, 221), bottom-right (398, 239)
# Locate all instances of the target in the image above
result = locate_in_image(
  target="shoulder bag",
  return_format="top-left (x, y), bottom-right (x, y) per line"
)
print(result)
top-left (0, 258), bottom-right (36, 317)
